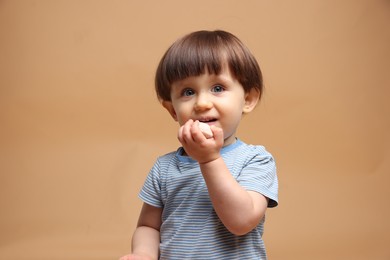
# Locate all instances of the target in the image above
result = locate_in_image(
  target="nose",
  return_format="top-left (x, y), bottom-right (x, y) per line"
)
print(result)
top-left (194, 93), bottom-right (213, 112)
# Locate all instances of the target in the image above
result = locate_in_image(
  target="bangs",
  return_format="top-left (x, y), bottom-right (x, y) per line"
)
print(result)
top-left (163, 35), bottom-right (227, 82)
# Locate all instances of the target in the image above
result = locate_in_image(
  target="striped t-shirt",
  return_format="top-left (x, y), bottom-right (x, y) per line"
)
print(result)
top-left (139, 139), bottom-right (278, 260)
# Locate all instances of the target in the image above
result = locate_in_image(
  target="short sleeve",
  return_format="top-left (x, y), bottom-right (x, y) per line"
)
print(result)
top-left (237, 147), bottom-right (279, 207)
top-left (138, 159), bottom-right (164, 208)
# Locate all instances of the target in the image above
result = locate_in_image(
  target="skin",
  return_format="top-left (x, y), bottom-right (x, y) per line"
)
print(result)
top-left (120, 66), bottom-right (268, 260)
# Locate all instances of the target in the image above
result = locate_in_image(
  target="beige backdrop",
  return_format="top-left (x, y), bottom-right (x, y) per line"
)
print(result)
top-left (1, 1), bottom-right (389, 259)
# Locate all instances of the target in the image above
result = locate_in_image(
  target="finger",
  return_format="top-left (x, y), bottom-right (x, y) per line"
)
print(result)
top-left (181, 119), bottom-right (195, 142)
top-left (177, 125), bottom-right (184, 143)
top-left (190, 121), bottom-right (207, 142)
top-left (210, 125), bottom-right (224, 143)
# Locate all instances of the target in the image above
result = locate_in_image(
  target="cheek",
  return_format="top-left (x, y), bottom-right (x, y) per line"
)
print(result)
top-left (223, 101), bottom-right (245, 116)
top-left (221, 104), bottom-right (245, 126)
top-left (173, 106), bottom-right (191, 125)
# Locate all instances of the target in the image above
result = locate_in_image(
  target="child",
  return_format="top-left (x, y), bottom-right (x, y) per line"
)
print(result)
top-left (120, 30), bottom-right (278, 260)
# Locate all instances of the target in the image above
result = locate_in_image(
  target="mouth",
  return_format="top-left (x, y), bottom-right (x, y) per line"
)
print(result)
top-left (198, 118), bottom-right (217, 124)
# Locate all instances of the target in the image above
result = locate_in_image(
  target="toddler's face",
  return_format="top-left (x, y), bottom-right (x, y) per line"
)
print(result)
top-left (166, 67), bottom-right (250, 146)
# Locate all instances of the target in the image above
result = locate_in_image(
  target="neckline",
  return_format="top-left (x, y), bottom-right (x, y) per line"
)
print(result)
top-left (176, 138), bottom-right (243, 163)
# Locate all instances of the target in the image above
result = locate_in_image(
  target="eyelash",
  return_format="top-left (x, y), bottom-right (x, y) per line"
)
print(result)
top-left (182, 89), bottom-right (195, 96)
top-left (181, 85), bottom-right (225, 97)
top-left (212, 85), bottom-right (224, 92)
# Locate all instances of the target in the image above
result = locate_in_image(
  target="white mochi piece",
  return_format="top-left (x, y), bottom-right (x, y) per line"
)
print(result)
top-left (198, 122), bottom-right (213, 138)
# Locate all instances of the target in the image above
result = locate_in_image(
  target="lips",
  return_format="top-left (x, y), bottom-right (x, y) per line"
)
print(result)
top-left (196, 118), bottom-right (218, 128)
top-left (198, 118), bottom-right (217, 123)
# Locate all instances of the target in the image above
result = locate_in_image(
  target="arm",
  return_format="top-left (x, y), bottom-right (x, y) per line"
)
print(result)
top-left (178, 120), bottom-right (268, 235)
top-left (200, 158), bottom-right (268, 235)
top-left (120, 203), bottom-right (162, 260)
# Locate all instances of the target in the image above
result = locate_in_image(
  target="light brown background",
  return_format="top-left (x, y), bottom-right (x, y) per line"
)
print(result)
top-left (1, 1), bottom-right (389, 259)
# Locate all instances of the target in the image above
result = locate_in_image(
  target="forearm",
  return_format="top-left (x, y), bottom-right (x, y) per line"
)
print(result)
top-left (200, 157), bottom-right (267, 235)
top-left (131, 226), bottom-right (160, 260)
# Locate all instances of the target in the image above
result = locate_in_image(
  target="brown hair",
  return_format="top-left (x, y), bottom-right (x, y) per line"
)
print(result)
top-left (155, 30), bottom-right (263, 101)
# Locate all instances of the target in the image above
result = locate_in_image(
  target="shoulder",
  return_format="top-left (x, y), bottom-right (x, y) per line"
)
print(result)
top-left (149, 148), bottom-right (183, 175)
top-left (154, 148), bottom-right (182, 165)
top-left (235, 140), bottom-right (279, 207)
top-left (231, 139), bottom-right (274, 161)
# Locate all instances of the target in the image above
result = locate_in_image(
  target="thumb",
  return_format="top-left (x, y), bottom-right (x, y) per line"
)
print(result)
top-left (210, 125), bottom-right (224, 141)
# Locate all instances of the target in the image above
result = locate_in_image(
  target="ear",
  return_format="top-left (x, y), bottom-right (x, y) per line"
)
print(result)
top-left (243, 88), bottom-right (260, 114)
top-left (162, 101), bottom-right (178, 121)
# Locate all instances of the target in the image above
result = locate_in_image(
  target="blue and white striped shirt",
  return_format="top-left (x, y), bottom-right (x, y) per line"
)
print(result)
top-left (139, 139), bottom-right (278, 259)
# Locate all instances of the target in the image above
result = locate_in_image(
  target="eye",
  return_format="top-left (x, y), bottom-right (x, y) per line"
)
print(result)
top-left (182, 88), bottom-right (195, 97)
top-left (211, 85), bottom-right (224, 93)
